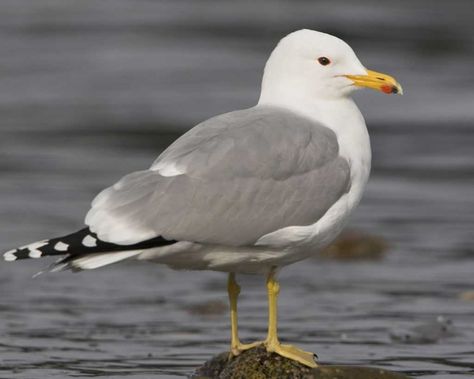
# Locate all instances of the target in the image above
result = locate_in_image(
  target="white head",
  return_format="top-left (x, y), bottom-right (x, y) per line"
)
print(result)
top-left (259, 29), bottom-right (402, 104)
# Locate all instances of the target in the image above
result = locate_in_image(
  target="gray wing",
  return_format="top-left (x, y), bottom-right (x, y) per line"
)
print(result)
top-left (85, 106), bottom-right (351, 246)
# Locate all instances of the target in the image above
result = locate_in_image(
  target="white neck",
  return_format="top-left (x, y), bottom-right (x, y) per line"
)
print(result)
top-left (259, 91), bottom-right (357, 131)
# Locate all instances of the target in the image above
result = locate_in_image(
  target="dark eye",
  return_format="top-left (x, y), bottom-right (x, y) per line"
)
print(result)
top-left (318, 57), bottom-right (331, 66)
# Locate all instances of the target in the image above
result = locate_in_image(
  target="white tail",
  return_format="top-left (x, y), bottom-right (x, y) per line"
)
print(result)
top-left (64, 250), bottom-right (143, 270)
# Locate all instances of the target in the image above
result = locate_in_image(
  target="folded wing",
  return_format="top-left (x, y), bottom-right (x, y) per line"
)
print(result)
top-left (86, 106), bottom-right (351, 246)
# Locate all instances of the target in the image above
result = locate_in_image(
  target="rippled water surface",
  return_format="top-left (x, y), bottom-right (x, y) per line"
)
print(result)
top-left (0, 1), bottom-right (473, 378)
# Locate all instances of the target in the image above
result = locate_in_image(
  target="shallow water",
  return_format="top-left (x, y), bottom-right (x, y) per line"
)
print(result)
top-left (0, 1), bottom-right (473, 378)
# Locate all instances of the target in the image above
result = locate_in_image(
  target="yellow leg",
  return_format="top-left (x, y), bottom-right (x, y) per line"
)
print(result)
top-left (264, 269), bottom-right (318, 368)
top-left (227, 273), bottom-right (262, 356)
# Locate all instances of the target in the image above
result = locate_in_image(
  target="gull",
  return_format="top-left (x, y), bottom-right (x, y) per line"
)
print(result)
top-left (2, 29), bottom-right (402, 368)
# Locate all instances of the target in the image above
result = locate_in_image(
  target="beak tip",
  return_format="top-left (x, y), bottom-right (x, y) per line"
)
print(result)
top-left (385, 84), bottom-right (403, 95)
top-left (394, 83), bottom-right (404, 95)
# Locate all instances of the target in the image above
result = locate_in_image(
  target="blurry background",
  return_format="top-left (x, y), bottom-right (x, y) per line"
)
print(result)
top-left (0, 1), bottom-right (473, 378)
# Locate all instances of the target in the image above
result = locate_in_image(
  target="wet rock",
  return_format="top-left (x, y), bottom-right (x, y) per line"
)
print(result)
top-left (318, 230), bottom-right (388, 260)
top-left (390, 316), bottom-right (454, 344)
top-left (193, 346), bottom-right (410, 379)
top-left (459, 290), bottom-right (474, 301)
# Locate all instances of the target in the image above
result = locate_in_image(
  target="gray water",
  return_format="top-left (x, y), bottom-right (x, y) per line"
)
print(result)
top-left (0, 1), bottom-right (473, 378)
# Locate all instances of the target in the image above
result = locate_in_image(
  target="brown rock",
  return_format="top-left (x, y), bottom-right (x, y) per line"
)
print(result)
top-left (193, 346), bottom-right (410, 379)
top-left (319, 230), bottom-right (388, 261)
top-left (459, 290), bottom-right (474, 301)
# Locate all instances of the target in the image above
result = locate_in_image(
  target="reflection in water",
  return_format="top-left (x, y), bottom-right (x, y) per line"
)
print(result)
top-left (0, 1), bottom-right (473, 378)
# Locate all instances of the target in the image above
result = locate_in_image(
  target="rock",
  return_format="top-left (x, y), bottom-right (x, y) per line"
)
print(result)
top-left (319, 230), bottom-right (388, 261)
top-left (459, 290), bottom-right (474, 301)
top-left (390, 316), bottom-right (454, 344)
top-left (193, 346), bottom-right (410, 379)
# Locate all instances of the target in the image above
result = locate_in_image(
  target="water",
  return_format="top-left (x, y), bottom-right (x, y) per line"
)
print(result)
top-left (0, 1), bottom-right (473, 378)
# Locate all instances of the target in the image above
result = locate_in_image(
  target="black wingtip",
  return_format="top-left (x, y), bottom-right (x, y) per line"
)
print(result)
top-left (3, 227), bottom-right (177, 264)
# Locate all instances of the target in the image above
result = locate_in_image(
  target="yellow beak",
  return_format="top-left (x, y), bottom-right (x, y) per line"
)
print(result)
top-left (345, 69), bottom-right (403, 95)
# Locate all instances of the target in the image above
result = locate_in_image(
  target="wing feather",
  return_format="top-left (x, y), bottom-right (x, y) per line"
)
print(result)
top-left (86, 106), bottom-right (350, 246)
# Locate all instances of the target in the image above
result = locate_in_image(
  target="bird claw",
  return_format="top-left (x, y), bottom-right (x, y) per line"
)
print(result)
top-left (266, 342), bottom-right (318, 368)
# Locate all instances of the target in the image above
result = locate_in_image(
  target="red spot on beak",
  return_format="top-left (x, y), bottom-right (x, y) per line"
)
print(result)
top-left (381, 85), bottom-right (393, 94)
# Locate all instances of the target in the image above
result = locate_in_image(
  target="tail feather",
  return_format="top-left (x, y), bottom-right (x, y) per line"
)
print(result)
top-left (56, 250), bottom-right (143, 271)
top-left (2, 227), bottom-right (176, 271)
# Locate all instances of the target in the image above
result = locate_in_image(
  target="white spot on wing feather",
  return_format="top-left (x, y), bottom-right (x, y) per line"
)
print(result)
top-left (28, 250), bottom-right (42, 258)
top-left (3, 250), bottom-right (17, 261)
top-left (82, 235), bottom-right (97, 247)
top-left (23, 241), bottom-right (49, 259)
top-left (54, 241), bottom-right (69, 251)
